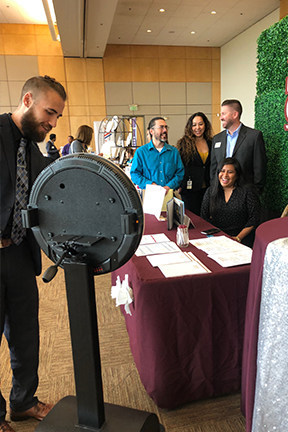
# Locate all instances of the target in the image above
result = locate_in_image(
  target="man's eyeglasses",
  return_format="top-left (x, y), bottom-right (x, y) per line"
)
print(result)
top-left (153, 125), bottom-right (169, 131)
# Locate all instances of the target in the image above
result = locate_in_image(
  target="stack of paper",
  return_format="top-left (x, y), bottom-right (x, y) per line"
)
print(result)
top-left (135, 241), bottom-right (180, 257)
top-left (190, 236), bottom-right (252, 267)
top-left (155, 251), bottom-right (211, 278)
top-left (135, 233), bottom-right (211, 277)
top-left (140, 234), bottom-right (170, 244)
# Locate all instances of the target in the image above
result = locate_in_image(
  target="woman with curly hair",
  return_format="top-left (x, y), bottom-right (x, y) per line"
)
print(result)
top-left (177, 112), bottom-right (213, 215)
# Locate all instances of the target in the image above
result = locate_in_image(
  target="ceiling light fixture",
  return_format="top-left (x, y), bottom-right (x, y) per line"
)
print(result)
top-left (147, 29), bottom-right (152, 33)
top-left (190, 31), bottom-right (196, 34)
top-left (159, 8), bottom-right (165, 12)
top-left (211, 10), bottom-right (216, 15)
top-left (42, 0), bottom-right (57, 41)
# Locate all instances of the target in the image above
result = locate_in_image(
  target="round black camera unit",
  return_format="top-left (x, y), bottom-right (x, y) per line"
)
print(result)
top-left (25, 153), bottom-right (143, 275)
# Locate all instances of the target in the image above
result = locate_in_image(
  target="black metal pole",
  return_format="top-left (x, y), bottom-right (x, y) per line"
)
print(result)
top-left (63, 262), bottom-right (105, 429)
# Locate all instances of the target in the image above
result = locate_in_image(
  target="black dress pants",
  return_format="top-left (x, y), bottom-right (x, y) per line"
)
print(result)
top-left (0, 239), bottom-right (39, 420)
top-left (181, 188), bottom-right (207, 216)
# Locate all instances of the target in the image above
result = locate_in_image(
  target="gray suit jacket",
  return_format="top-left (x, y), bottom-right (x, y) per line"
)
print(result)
top-left (210, 124), bottom-right (267, 192)
top-left (0, 113), bottom-right (50, 275)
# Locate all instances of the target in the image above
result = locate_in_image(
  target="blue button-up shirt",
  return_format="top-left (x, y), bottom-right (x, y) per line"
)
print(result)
top-left (130, 141), bottom-right (184, 190)
top-left (226, 124), bottom-right (242, 157)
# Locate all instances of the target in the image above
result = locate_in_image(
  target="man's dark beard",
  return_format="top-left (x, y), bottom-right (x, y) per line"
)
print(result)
top-left (21, 108), bottom-right (50, 142)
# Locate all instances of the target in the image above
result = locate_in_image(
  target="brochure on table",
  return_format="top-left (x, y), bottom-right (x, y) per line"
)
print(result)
top-left (190, 235), bottom-right (252, 267)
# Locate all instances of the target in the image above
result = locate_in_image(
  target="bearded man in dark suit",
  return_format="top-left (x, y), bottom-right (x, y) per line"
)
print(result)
top-left (0, 75), bottom-right (66, 432)
top-left (210, 99), bottom-right (266, 193)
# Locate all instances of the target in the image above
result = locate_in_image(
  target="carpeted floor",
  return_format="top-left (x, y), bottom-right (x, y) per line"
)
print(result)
top-left (0, 253), bottom-right (246, 431)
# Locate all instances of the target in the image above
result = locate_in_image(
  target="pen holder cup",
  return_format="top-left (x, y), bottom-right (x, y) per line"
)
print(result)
top-left (176, 225), bottom-right (189, 248)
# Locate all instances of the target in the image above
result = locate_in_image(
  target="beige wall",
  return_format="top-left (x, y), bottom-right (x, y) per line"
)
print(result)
top-left (221, 9), bottom-right (280, 128)
top-left (0, 24), bottom-right (69, 149)
top-left (0, 23), bottom-right (221, 153)
top-left (0, 23), bottom-right (106, 152)
top-left (103, 44), bottom-right (221, 136)
top-left (280, 0), bottom-right (288, 18)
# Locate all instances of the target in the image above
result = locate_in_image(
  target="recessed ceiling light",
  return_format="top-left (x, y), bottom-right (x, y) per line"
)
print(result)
top-left (211, 10), bottom-right (216, 14)
top-left (147, 29), bottom-right (152, 33)
top-left (190, 31), bottom-right (196, 34)
top-left (159, 8), bottom-right (165, 12)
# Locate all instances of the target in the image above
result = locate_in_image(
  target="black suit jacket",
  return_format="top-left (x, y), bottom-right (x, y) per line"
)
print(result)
top-left (179, 140), bottom-right (212, 191)
top-left (0, 113), bottom-right (50, 275)
top-left (210, 124), bottom-right (267, 192)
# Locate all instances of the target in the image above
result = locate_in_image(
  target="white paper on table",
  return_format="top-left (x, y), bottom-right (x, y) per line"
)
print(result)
top-left (190, 235), bottom-right (252, 267)
top-left (143, 184), bottom-right (166, 218)
top-left (135, 241), bottom-right (180, 257)
top-left (159, 260), bottom-right (210, 278)
top-left (190, 236), bottom-right (242, 254)
top-left (184, 251), bottom-right (211, 273)
top-left (147, 251), bottom-right (191, 267)
top-left (140, 233), bottom-right (170, 245)
top-left (208, 249), bottom-right (252, 267)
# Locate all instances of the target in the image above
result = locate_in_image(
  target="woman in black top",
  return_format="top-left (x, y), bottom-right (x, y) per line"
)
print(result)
top-left (177, 112), bottom-right (213, 215)
top-left (201, 157), bottom-right (261, 247)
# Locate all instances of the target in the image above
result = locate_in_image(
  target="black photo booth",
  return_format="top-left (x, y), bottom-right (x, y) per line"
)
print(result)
top-left (23, 154), bottom-right (163, 432)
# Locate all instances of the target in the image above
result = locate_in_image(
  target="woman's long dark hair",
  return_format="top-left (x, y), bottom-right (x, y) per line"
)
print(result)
top-left (176, 112), bottom-right (213, 164)
top-left (209, 157), bottom-right (243, 216)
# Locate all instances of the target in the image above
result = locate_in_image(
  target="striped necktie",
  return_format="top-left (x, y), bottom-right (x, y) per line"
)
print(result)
top-left (11, 138), bottom-right (29, 245)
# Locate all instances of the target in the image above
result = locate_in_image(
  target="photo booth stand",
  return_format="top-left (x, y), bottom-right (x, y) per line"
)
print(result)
top-left (23, 154), bottom-right (164, 432)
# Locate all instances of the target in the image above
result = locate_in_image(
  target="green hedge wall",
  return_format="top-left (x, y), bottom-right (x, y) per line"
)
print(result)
top-left (255, 15), bottom-right (288, 214)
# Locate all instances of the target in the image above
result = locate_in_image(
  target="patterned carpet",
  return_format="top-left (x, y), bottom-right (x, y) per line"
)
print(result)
top-left (0, 253), bottom-right (246, 431)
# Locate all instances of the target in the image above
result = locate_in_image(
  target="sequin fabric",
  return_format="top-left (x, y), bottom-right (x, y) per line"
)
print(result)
top-left (252, 237), bottom-right (288, 432)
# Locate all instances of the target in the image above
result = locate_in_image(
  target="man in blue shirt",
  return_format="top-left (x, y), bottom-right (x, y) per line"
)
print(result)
top-left (130, 117), bottom-right (184, 193)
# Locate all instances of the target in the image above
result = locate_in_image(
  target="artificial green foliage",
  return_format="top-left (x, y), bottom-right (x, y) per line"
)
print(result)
top-left (255, 91), bottom-right (288, 213)
top-left (257, 16), bottom-right (288, 95)
top-left (255, 15), bottom-right (288, 214)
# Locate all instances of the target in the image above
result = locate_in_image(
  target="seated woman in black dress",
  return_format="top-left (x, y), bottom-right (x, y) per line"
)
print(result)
top-left (200, 157), bottom-right (260, 247)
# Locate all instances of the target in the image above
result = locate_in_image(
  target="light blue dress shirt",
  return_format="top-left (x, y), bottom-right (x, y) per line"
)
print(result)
top-left (226, 124), bottom-right (242, 157)
top-left (130, 140), bottom-right (184, 190)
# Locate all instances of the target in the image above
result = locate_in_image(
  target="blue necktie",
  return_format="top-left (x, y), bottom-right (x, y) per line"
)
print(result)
top-left (11, 138), bottom-right (29, 245)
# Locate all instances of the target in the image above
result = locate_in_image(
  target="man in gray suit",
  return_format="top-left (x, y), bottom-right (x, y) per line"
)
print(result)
top-left (210, 99), bottom-right (266, 193)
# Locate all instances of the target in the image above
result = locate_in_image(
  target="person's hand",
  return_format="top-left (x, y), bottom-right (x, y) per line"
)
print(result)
top-left (232, 236), bottom-right (241, 243)
top-left (163, 186), bottom-right (170, 195)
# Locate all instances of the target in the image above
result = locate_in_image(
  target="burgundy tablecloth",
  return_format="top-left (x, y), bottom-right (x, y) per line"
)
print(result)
top-left (112, 212), bottom-right (250, 409)
top-left (241, 217), bottom-right (288, 432)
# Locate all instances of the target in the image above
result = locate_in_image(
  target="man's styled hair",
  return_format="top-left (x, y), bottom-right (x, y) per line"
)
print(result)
top-left (147, 117), bottom-right (166, 139)
top-left (221, 99), bottom-right (243, 118)
top-left (49, 133), bottom-right (56, 140)
top-left (20, 75), bottom-right (67, 102)
top-left (147, 117), bottom-right (166, 131)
